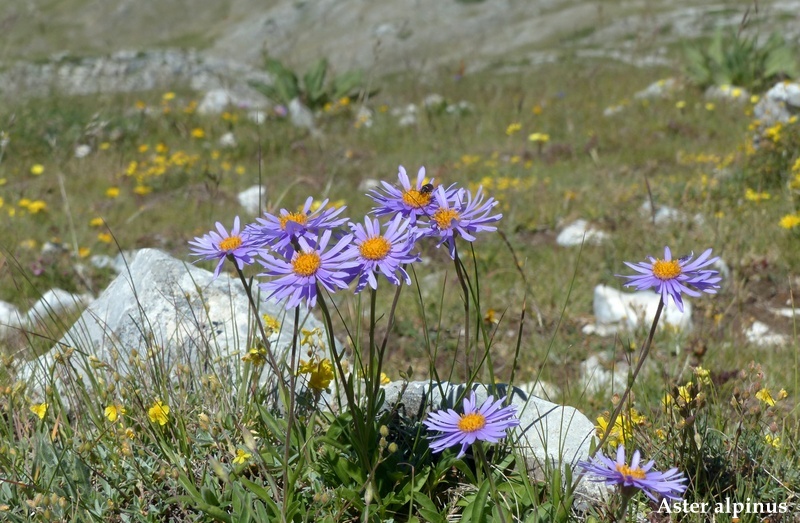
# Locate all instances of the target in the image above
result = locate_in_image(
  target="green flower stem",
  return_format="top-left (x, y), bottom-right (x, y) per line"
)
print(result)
top-left (474, 442), bottom-right (509, 523)
top-left (280, 306), bottom-right (301, 523)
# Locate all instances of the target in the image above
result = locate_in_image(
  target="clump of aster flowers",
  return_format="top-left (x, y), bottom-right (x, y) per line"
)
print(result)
top-left (423, 390), bottom-right (519, 459)
top-left (620, 246), bottom-right (721, 311)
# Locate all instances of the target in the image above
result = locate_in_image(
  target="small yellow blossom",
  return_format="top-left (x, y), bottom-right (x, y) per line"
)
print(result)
top-left (675, 100), bottom-right (686, 109)
top-left (505, 122), bottom-right (522, 136)
top-left (677, 382), bottom-right (693, 404)
top-left (133, 185), bottom-right (152, 196)
top-left (780, 215), bottom-right (800, 229)
top-left (298, 359), bottom-right (334, 391)
top-left (100, 142), bottom-right (111, 150)
top-left (148, 400), bottom-right (170, 425)
top-left (338, 96), bottom-right (350, 107)
top-left (97, 232), bottom-right (112, 244)
top-left (528, 132), bottom-right (550, 143)
top-left (90, 217), bottom-right (105, 227)
top-left (162, 92), bottom-right (176, 101)
top-left (235, 165), bottom-right (246, 175)
top-left (19, 239), bottom-right (36, 249)
top-left (262, 314), bottom-right (280, 332)
top-left (104, 404), bottom-right (126, 422)
top-left (380, 372), bottom-right (391, 385)
top-left (705, 102), bottom-right (715, 111)
top-left (750, 94), bottom-right (760, 104)
top-left (106, 187), bottom-right (120, 199)
top-left (778, 389), bottom-right (788, 400)
top-left (756, 388), bottom-right (775, 407)
top-left (765, 434), bottom-right (781, 449)
top-left (242, 346), bottom-right (267, 366)
top-left (135, 100), bottom-right (147, 110)
top-left (744, 188), bottom-right (770, 202)
top-left (78, 247), bottom-right (91, 258)
top-left (233, 449), bottom-right (252, 464)
top-left (138, 144), bottom-right (149, 153)
top-left (30, 164), bottom-right (45, 175)
top-left (30, 402), bottom-right (48, 419)
top-left (596, 408), bottom-right (645, 446)
top-left (191, 128), bottom-right (206, 139)
top-left (694, 366), bottom-right (711, 385)
top-left (532, 104), bottom-right (543, 115)
top-left (25, 200), bottom-right (47, 214)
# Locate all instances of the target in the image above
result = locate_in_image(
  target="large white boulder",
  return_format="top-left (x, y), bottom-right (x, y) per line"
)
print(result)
top-left (583, 284), bottom-right (692, 336)
top-left (15, 249), bottom-right (335, 396)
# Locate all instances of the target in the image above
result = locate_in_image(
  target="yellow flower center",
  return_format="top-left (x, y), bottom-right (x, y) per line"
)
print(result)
top-left (279, 212), bottom-right (308, 230)
top-left (219, 235), bottom-right (242, 252)
top-left (402, 189), bottom-right (432, 209)
top-left (433, 208), bottom-right (460, 229)
top-left (616, 463), bottom-right (647, 480)
top-left (457, 412), bottom-right (487, 433)
top-left (292, 252), bottom-right (321, 277)
top-left (359, 236), bottom-right (391, 260)
top-left (652, 259), bottom-right (681, 280)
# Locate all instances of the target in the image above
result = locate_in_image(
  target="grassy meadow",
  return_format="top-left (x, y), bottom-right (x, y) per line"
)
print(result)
top-left (1, 54), bottom-right (800, 522)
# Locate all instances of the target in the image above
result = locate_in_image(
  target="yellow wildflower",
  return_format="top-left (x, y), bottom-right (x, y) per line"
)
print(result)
top-left (298, 359), bottom-right (334, 391)
top-left (30, 164), bottom-right (45, 175)
top-left (78, 247), bottom-right (91, 258)
top-left (756, 388), bottom-right (775, 407)
top-left (100, 142), bottom-right (111, 150)
top-left (750, 94), bottom-right (760, 104)
top-left (528, 132), bottom-right (550, 143)
top-left (744, 188), bottom-right (770, 202)
top-left (677, 382), bottom-right (693, 404)
top-left (104, 404), bottom-right (126, 422)
top-left (162, 92), bottom-right (176, 101)
top-left (694, 366), bottom-right (711, 385)
top-left (705, 102), bottom-right (715, 111)
top-left (90, 217), bottom-right (105, 227)
top-left (30, 402), bottom-right (48, 419)
top-left (765, 434), bottom-right (781, 449)
top-left (97, 233), bottom-right (112, 244)
top-left (780, 215), bottom-right (800, 229)
top-left (380, 372), bottom-right (391, 385)
top-left (596, 408), bottom-right (645, 446)
top-left (338, 96), bottom-right (350, 107)
top-left (133, 185), bottom-right (152, 196)
top-left (778, 389), bottom-right (788, 400)
top-left (262, 314), bottom-right (280, 333)
top-left (233, 449), bottom-right (252, 464)
top-left (242, 346), bottom-right (267, 366)
top-left (138, 144), bottom-right (149, 153)
top-left (505, 122), bottom-right (522, 136)
top-left (675, 100), bottom-right (686, 109)
top-left (191, 128), bottom-right (205, 139)
top-left (532, 104), bottom-right (543, 115)
top-left (106, 187), bottom-right (120, 198)
top-left (148, 400), bottom-right (170, 425)
top-left (26, 200), bottom-right (47, 214)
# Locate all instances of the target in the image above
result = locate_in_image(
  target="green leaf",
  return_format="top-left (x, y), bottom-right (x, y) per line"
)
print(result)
top-left (303, 58), bottom-right (329, 105)
top-left (469, 480), bottom-right (491, 523)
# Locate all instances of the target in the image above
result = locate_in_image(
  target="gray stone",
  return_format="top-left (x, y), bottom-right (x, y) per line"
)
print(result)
top-left (579, 354), bottom-right (629, 396)
top-left (582, 284), bottom-right (692, 336)
top-left (288, 98), bottom-right (315, 130)
top-left (555, 220), bottom-right (609, 247)
top-left (0, 301), bottom-right (25, 339)
top-left (745, 321), bottom-right (786, 347)
top-left (26, 289), bottom-right (93, 325)
top-left (16, 249), bottom-right (334, 396)
top-left (380, 380), bottom-right (605, 502)
top-left (237, 185), bottom-right (267, 217)
top-left (704, 84), bottom-right (749, 102)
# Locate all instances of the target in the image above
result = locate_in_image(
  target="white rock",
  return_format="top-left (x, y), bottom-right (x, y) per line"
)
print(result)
top-left (357, 178), bottom-right (380, 192)
top-left (398, 114), bottom-right (416, 127)
top-left (218, 131), bottom-right (237, 148)
top-left (26, 289), bottom-right (92, 325)
top-left (237, 185), bottom-right (267, 217)
top-left (247, 110), bottom-right (267, 124)
top-left (17, 249), bottom-right (336, 396)
top-left (633, 78), bottom-right (678, 99)
top-left (516, 379), bottom-right (561, 400)
top-left (640, 201), bottom-right (704, 226)
top-left (0, 301), bottom-right (25, 339)
top-left (579, 354), bottom-right (629, 395)
top-left (765, 81), bottom-right (800, 108)
top-left (583, 285), bottom-right (692, 336)
top-left (198, 88), bottom-right (234, 115)
top-left (288, 98), bottom-right (315, 130)
top-left (771, 307), bottom-right (797, 319)
top-left (704, 84), bottom-right (749, 102)
top-left (556, 220), bottom-right (609, 247)
top-left (74, 144), bottom-right (92, 158)
top-left (745, 321), bottom-right (786, 347)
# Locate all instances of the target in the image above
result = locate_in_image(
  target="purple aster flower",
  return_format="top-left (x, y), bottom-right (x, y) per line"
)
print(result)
top-left (620, 247), bottom-right (721, 312)
top-left (246, 197), bottom-right (348, 255)
top-left (188, 216), bottom-right (256, 278)
top-left (368, 166), bottom-right (452, 224)
top-left (578, 445), bottom-right (688, 502)
top-left (423, 391), bottom-right (520, 459)
top-left (257, 229), bottom-right (358, 309)
top-left (348, 215), bottom-right (420, 293)
top-left (419, 185), bottom-right (502, 259)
